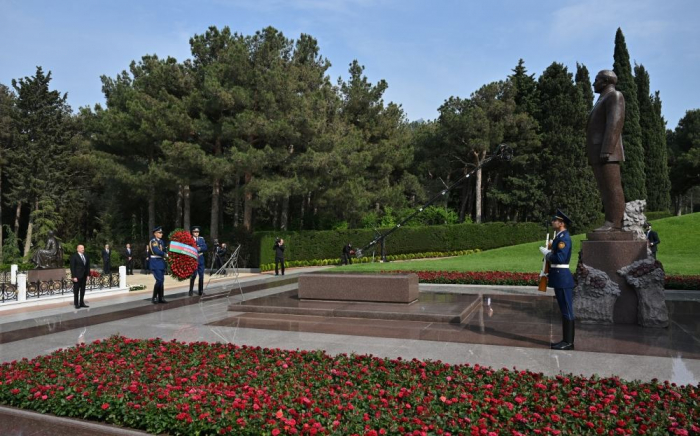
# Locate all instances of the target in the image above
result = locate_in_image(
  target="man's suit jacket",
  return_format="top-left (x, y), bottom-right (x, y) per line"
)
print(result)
top-left (102, 249), bottom-right (111, 262)
top-left (70, 252), bottom-right (90, 279)
top-left (586, 90), bottom-right (626, 164)
top-left (647, 230), bottom-right (660, 253)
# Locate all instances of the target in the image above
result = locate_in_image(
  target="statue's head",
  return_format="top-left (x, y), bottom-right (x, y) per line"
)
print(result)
top-left (47, 230), bottom-right (54, 237)
top-left (594, 70), bottom-right (618, 93)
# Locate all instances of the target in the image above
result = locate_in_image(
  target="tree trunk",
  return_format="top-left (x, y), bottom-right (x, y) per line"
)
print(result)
top-left (23, 198), bottom-right (38, 258)
top-left (175, 184), bottom-right (183, 228)
top-left (14, 201), bottom-right (22, 236)
top-left (458, 177), bottom-right (470, 223)
top-left (210, 178), bottom-right (221, 241)
top-left (272, 200), bottom-right (279, 230)
top-left (183, 184), bottom-right (191, 230)
top-left (474, 150), bottom-right (485, 224)
top-left (280, 195), bottom-right (290, 230)
top-left (243, 172), bottom-right (253, 231)
top-left (233, 176), bottom-right (240, 228)
top-left (148, 190), bottom-right (155, 236)
top-left (299, 194), bottom-right (305, 230)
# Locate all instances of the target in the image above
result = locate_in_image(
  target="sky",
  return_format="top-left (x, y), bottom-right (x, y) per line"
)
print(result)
top-left (1, 0), bottom-right (698, 128)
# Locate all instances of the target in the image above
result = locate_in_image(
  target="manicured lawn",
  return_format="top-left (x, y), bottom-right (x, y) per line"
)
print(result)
top-left (333, 213), bottom-right (700, 276)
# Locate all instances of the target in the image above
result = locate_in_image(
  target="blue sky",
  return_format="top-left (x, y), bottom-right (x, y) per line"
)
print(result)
top-left (1, 0), bottom-right (698, 128)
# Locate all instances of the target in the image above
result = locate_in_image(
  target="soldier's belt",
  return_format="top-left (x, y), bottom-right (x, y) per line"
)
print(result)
top-left (150, 255), bottom-right (163, 258)
top-left (550, 264), bottom-right (569, 268)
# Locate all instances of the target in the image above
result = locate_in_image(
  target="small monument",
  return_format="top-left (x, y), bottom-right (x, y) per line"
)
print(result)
top-left (29, 231), bottom-right (66, 283)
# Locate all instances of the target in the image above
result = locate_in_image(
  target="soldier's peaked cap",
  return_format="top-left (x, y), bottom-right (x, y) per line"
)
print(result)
top-left (191, 226), bottom-right (201, 232)
top-left (552, 209), bottom-right (572, 226)
top-left (152, 226), bottom-right (163, 233)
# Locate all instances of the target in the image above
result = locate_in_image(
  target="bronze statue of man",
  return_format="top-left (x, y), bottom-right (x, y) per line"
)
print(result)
top-left (31, 230), bottom-right (64, 269)
top-left (587, 70), bottom-right (626, 232)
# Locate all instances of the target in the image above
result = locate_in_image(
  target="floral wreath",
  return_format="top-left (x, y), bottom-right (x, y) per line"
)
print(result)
top-left (166, 229), bottom-right (198, 281)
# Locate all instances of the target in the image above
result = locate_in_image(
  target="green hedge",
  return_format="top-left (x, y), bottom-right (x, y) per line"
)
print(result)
top-left (250, 222), bottom-right (543, 267)
top-left (646, 210), bottom-right (674, 221)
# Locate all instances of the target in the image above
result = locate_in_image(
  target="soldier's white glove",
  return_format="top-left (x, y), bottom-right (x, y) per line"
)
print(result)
top-left (539, 246), bottom-right (551, 256)
top-left (538, 271), bottom-right (547, 278)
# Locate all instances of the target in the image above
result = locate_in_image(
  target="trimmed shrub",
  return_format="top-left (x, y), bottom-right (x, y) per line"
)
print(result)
top-left (250, 222), bottom-right (543, 267)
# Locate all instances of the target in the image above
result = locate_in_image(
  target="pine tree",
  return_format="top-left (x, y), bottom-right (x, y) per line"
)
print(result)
top-left (575, 63), bottom-right (594, 112)
top-left (7, 67), bottom-right (77, 257)
top-left (613, 28), bottom-right (646, 201)
top-left (537, 62), bottom-right (600, 232)
top-left (634, 64), bottom-right (671, 211)
top-left (511, 59), bottom-right (540, 118)
top-left (0, 84), bottom-right (15, 262)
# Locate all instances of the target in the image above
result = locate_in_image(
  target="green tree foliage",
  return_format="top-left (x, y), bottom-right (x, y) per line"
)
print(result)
top-left (575, 63), bottom-right (594, 112)
top-left (0, 84), bottom-right (15, 261)
top-left (635, 64), bottom-right (671, 211)
top-left (6, 67), bottom-right (78, 257)
top-left (613, 28), bottom-right (647, 202)
top-left (91, 55), bottom-right (194, 235)
top-left (668, 109), bottom-right (700, 213)
top-left (537, 63), bottom-right (600, 232)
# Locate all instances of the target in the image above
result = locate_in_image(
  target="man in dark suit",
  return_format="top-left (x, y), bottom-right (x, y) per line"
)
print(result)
top-left (587, 70), bottom-right (626, 233)
top-left (123, 243), bottom-right (134, 275)
top-left (70, 244), bottom-right (90, 309)
top-left (644, 222), bottom-right (661, 259)
top-left (102, 244), bottom-right (111, 274)
top-left (273, 238), bottom-right (285, 276)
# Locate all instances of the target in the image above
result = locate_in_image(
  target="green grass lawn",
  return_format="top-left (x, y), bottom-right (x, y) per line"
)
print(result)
top-left (332, 212), bottom-right (700, 276)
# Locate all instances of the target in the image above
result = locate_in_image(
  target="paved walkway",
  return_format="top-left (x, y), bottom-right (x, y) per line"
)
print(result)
top-left (1, 268), bottom-right (698, 388)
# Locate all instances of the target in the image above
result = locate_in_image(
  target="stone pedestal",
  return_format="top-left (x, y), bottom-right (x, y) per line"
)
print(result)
top-left (119, 266), bottom-right (127, 289)
top-left (298, 273), bottom-right (419, 303)
top-left (10, 264), bottom-right (18, 284)
top-left (27, 268), bottom-right (66, 283)
top-left (17, 273), bottom-right (27, 302)
top-left (580, 232), bottom-right (647, 324)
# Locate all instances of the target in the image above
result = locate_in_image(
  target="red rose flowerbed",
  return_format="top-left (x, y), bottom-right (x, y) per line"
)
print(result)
top-left (1, 336), bottom-right (698, 435)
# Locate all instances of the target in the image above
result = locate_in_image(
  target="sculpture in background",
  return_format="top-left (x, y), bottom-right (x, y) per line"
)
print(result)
top-left (31, 231), bottom-right (64, 269)
top-left (586, 69), bottom-right (626, 232)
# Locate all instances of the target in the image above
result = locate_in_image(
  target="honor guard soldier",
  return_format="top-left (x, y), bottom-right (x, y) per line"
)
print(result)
top-left (149, 226), bottom-right (168, 304)
top-left (539, 209), bottom-right (575, 350)
top-left (189, 226), bottom-right (208, 296)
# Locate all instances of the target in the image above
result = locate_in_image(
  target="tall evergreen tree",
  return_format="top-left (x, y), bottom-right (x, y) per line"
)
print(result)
top-left (634, 64), bottom-right (671, 211)
top-left (575, 63), bottom-right (594, 111)
top-left (613, 28), bottom-right (646, 201)
top-left (0, 84), bottom-right (15, 262)
top-left (510, 59), bottom-right (540, 118)
top-left (537, 62), bottom-right (600, 232)
top-left (7, 67), bottom-right (77, 257)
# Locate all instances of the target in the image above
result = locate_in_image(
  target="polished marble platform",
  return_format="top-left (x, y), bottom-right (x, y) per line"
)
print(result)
top-left (230, 290), bottom-right (481, 323)
top-left (212, 290), bottom-right (700, 359)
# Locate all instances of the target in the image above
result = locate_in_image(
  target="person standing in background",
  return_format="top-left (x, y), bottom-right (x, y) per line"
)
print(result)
top-left (102, 244), bottom-right (111, 274)
top-left (69, 244), bottom-right (90, 309)
top-left (123, 243), bottom-right (134, 275)
top-left (273, 238), bottom-right (285, 276)
top-left (644, 222), bottom-right (661, 259)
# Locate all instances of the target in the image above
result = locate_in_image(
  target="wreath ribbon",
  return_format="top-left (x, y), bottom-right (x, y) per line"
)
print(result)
top-left (169, 241), bottom-right (198, 259)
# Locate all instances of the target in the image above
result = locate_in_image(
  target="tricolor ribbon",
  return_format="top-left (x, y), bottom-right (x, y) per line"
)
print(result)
top-left (169, 241), bottom-right (198, 259)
